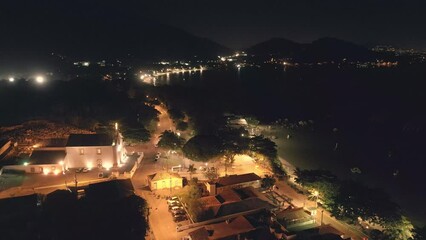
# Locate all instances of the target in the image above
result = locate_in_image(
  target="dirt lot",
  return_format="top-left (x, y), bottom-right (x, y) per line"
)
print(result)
top-left (0, 120), bottom-right (93, 156)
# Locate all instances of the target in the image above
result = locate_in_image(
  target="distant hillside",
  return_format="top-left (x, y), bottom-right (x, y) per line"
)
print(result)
top-left (247, 37), bottom-right (375, 61)
top-left (246, 38), bottom-right (301, 57)
top-left (0, 0), bottom-right (230, 61)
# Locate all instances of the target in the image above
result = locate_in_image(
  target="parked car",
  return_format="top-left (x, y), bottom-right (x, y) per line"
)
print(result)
top-left (167, 199), bottom-right (180, 205)
top-left (75, 167), bottom-right (89, 173)
top-left (167, 196), bottom-right (179, 201)
top-left (169, 204), bottom-right (182, 210)
top-left (171, 209), bottom-right (185, 215)
top-left (169, 206), bottom-right (184, 212)
top-left (173, 215), bottom-right (187, 222)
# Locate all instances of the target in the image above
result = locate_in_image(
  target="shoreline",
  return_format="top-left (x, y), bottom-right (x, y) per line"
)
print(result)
top-left (263, 125), bottom-right (426, 227)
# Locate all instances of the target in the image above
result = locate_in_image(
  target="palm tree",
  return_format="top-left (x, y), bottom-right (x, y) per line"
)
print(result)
top-left (308, 190), bottom-right (320, 208)
top-left (261, 175), bottom-right (276, 191)
top-left (188, 164), bottom-right (197, 180)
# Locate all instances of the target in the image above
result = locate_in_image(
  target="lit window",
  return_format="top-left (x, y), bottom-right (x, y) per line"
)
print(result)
top-left (80, 149), bottom-right (84, 155)
top-left (97, 148), bottom-right (102, 155)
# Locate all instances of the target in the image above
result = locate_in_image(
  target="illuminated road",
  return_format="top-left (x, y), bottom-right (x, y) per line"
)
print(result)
top-left (131, 102), bottom-right (179, 240)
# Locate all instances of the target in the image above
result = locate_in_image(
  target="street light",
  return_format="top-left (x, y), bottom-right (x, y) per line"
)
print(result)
top-left (313, 190), bottom-right (319, 208)
top-left (35, 76), bottom-right (45, 84)
top-left (8, 77), bottom-right (14, 82)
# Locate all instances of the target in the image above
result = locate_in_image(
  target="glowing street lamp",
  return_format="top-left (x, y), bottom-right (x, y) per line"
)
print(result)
top-left (35, 76), bottom-right (45, 84)
top-left (8, 77), bottom-right (15, 82)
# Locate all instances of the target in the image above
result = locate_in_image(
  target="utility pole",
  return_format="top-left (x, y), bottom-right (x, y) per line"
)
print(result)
top-left (74, 173), bottom-right (78, 190)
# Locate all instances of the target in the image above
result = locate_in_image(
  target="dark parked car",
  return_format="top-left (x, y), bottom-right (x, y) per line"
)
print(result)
top-left (171, 209), bottom-right (186, 215)
top-left (173, 215), bottom-right (187, 222)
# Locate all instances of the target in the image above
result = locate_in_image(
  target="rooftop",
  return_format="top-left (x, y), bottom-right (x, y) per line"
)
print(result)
top-left (216, 173), bottom-right (261, 187)
top-left (29, 149), bottom-right (66, 165)
top-left (85, 179), bottom-right (134, 202)
top-left (148, 172), bottom-right (182, 182)
top-left (189, 216), bottom-right (255, 240)
top-left (199, 188), bottom-right (275, 219)
top-left (66, 134), bottom-right (113, 147)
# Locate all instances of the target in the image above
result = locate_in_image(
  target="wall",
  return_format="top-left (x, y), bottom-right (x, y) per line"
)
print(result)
top-left (150, 177), bottom-right (183, 190)
top-left (65, 146), bottom-right (115, 169)
top-left (2, 163), bottom-right (62, 174)
top-left (217, 180), bottom-right (261, 193)
top-left (0, 140), bottom-right (12, 156)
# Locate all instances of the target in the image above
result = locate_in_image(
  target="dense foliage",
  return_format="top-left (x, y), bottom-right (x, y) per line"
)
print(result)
top-left (183, 135), bottom-right (222, 161)
top-left (0, 190), bottom-right (149, 240)
top-left (294, 169), bottom-right (415, 240)
top-left (157, 130), bottom-right (185, 150)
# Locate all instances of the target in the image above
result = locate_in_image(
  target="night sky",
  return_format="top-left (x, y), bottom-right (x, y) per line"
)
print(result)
top-left (2, 0), bottom-right (426, 50)
top-left (138, 0), bottom-right (426, 49)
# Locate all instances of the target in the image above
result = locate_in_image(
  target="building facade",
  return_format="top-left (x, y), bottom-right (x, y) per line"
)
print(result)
top-left (148, 172), bottom-right (183, 190)
top-left (64, 133), bottom-right (123, 170)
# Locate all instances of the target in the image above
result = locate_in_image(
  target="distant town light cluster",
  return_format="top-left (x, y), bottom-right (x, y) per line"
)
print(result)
top-left (3, 75), bottom-right (48, 84)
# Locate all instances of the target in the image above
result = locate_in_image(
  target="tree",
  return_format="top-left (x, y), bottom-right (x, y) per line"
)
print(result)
top-left (329, 181), bottom-right (400, 225)
top-left (204, 168), bottom-right (219, 181)
top-left (383, 216), bottom-right (415, 240)
top-left (220, 128), bottom-right (248, 175)
top-left (223, 150), bottom-right (237, 176)
top-left (261, 175), bottom-right (276, 191)
top-left (188, 164), bottom-right (197, 180)
top-left (168, 108), bottom-right (185, 122)
top-left (158, 130), bottom-right (185, 150)
top-left (122, 127), bottom-right (151, 143)
top-left (250, 135), bottom-right (286, 176)
top-left (294, 169), bottom-right (340, 210)
top-left (183, 135), bottom-right (222, 162)
top-left (176, 121), bottom-right (189, 131)
top-left (178, 182), bottom-right (205, 222)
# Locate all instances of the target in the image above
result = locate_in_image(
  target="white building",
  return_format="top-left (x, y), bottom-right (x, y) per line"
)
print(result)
top-left (64, 133), bottom-right (123, 170)
top-left (1, 149), bottom-right (65, 174)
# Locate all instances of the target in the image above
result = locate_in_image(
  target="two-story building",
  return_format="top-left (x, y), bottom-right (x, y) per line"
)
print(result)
top-left (205, 173), bottom-right (261, 195)
top-left (64, 133), bottom-right (123, 170)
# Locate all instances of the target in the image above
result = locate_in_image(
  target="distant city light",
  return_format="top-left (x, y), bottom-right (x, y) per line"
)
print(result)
top-left (8, 77), bottom-right (15, 82)
top-left (35, 76), bottom-right (45, 84)
top-left (23, 162), bottom-right (29, 166)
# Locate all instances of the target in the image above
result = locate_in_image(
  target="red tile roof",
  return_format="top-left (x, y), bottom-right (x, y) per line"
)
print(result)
top-left (189, 216), bottom-right (255, 240)
top-left (216, 173), bottom-right (261, 187)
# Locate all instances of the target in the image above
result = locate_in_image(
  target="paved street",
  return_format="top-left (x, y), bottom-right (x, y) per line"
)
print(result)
top-left (131, 103), bottom-right (183, 240)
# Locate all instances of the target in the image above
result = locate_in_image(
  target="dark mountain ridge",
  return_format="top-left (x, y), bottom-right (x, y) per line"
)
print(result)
top-left (247, 37), bottom-right (376, 62)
